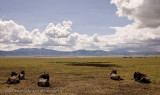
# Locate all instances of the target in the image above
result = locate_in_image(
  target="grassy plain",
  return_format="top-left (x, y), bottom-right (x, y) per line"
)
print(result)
top-left (0, 57), bottom-right (160, 95)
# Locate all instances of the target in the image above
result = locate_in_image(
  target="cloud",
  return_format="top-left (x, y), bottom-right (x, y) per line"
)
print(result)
top-left (1, 0), bottom-right (160, 52)
top-left (0, 20), bottom-right (74, 51)
top-left (0, 20), bottom-right (32, 44)
top-left (31, 29), bottom-right (48, 45)
top-left (111, 0), bottom-right (160, 28)
top-left (44, 21), bottom-right (72, 38)
top-left (109, 0), bottom-right (160, 51)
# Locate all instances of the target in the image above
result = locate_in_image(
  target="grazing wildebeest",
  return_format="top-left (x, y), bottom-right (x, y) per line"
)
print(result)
top-left (6, 71), bottom-right (20, 84)
top-left (37, 73), bottom-right (50, 87)
top-left (18, 70), bottom-right (25, 80)
top-left (134, 72), bottom-right (151, 83)
top-left (110, 70), bottom-right (123, 80)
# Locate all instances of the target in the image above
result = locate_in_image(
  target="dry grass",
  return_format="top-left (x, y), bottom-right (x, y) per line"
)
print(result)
top-left (0, 57), bottom-right (160, 95)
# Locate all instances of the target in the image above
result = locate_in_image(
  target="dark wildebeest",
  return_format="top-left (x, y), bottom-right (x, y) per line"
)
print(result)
top-left (134, 72), bottom-right (151, 83)
top-left (18, 70), bottom-right (25, 80)
top-left (37, 73), bottom-right (50, 87)
top-left (6, 71), bottom-right (20, 84)
top-left (110, 70), bottom-right (123, 80)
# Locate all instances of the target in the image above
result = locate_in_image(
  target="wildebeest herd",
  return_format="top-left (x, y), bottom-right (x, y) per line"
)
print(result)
top-left (6, 70), bottom-right (50, 87)
top-left (6, 70), bottom-right (25, 84)
top-left (6, 70), bottom-right (151, 87)
top-left (110, 70), bottom-right (151, 83)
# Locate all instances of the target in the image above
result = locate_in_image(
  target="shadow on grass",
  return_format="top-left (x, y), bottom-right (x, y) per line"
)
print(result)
top-left (48, 61), bottom-right (119, 67)
top-left (66, 63), bottom-right (119, 67)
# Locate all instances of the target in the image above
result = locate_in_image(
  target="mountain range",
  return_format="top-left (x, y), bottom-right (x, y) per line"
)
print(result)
top-left (0, 48), bottom-right (160, 57)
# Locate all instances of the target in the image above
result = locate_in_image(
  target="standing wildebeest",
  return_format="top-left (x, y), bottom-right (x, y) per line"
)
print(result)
top-left (18, 70), bottom-right (25, 80)
top-left (6, 71), bottom-right (20, 84)
top-left (110, 70), bottom-right (123, 80)
top-left (134, 72), bottom-right (151, 83)
top-left (37, 73), bottom-right (50, 87)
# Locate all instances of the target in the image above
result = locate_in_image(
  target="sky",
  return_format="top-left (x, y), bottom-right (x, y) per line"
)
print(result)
top-left (0, 0), bottom-right (160, 52)
top-left (0, 0), bottom-right (132, 35)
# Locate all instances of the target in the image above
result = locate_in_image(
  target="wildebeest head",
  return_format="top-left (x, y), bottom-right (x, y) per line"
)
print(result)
top-left (20, 70), bottom-right (25, 75)
top-left (111, 70), bottom-right (117, 74)
top-left (39, 72), bottom-right (49, 80)
top-left (11, 71), bottom-right (18, 77)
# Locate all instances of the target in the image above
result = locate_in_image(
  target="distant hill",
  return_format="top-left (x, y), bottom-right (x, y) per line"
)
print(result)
top-left (0, 48), bottom-right (160, 57)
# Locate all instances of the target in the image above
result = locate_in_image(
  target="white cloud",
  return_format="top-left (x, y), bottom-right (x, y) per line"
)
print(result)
top-left (0, 20), bottom-right (32, 44)
top-left (31, 29), bottom-right (48, 45)
top-left (0, 20), bottom-right (74, 51)
top-left (111, 0), bottom-right (160, 28)
top-left (44, 21), bottom-right (72, 38)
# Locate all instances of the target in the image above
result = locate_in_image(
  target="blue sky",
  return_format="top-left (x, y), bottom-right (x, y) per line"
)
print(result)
top-left (0, 0), bottom-right (132, 35)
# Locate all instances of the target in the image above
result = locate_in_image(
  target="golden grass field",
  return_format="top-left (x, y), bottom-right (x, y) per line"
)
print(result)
top-left (0, 57), bottom-right (160, 95)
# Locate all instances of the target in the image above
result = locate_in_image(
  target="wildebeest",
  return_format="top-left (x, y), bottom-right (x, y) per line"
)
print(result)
top-left (110, 70), bottom-right (123, 80)
top-left (37, 73), bottom-right (50, 87)
top-left (134, 72), bottom-right (151, 83)
top-left (18, 70), bottom-right (25, 80)
top-left (6, 71), bottom-right (20, 84)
